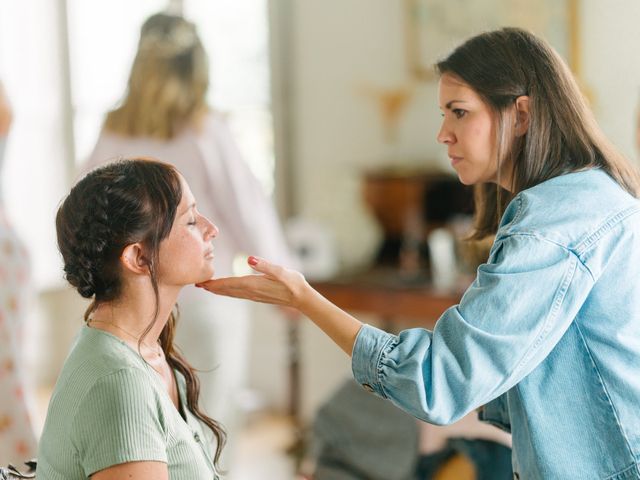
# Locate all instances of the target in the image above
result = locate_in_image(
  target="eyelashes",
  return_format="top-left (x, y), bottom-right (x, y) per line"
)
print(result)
top-left (452, 109), bottom-right (467, 119)
top-left (440, 109), bottom-right (468, 119)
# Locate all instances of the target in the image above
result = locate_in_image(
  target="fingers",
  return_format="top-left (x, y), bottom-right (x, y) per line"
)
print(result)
top-left (196, 277), bottom-right (250, 294)
top-left (196, 275), bottom-right (273, 298)
top-left (196, 256), bottom-right (307, 308)
top-left (195, 274), bottom-right (294, 307)
top-left (247, 256), bottom-right (285, 278)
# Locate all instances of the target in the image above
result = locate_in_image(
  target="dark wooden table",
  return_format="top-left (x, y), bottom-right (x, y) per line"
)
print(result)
top-left (312, 272), bottom-right (465, 328)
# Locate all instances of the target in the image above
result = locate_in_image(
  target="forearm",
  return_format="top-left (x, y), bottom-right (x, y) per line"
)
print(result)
top-left (298, 285), bottom-right (363, 356)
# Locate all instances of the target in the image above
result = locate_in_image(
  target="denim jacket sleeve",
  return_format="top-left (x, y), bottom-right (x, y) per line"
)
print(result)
top-left (351, 233), bottom-right (595, 425)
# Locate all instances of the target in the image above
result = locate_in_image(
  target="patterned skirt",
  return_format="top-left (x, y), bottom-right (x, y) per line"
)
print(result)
top-left (0, 212), bottom-right (36, 465)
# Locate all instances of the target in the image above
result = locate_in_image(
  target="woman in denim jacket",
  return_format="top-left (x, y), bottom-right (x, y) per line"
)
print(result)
top-left (199, 28), bottom-right (640, 479)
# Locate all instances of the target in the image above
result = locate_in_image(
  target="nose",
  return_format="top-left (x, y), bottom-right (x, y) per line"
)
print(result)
top-left (202, 216), bottom-right (219, 240)
top-left (437, 120), bottom-right (455, 145)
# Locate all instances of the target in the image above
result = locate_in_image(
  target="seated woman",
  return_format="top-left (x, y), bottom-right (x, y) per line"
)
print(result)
top-left (36, 158), bottom-right (224, 479)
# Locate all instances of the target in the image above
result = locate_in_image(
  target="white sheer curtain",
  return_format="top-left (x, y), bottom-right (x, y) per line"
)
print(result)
top-left (0, 0), bottom-right (71, 289)
top-left (185, 0), bottom-right (275, 192)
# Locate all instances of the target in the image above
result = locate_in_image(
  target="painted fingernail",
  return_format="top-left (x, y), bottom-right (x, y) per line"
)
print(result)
top-left (248, 256), bottom-right (258, 266)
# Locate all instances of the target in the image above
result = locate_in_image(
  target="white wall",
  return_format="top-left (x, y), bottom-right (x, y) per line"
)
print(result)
top-left (581, 0), bottom-right (640, 163)
top-left (288, 0), bottom-right (448, 272)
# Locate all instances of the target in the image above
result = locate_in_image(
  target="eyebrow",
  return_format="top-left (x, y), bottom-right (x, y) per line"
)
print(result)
top-left (179, 202), bottom-right (196, 216)
top-left (444, 100), bottom-right (468, 109)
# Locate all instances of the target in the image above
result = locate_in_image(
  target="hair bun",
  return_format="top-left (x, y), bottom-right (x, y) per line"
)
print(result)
top-left (63, 263), bottom-right (96, 299)
top-left (78, 284), bottom-right (96, 299)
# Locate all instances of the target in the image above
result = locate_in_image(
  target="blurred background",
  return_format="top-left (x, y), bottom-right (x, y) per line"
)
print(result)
top-left (1, 0), bottom-right (640, 478)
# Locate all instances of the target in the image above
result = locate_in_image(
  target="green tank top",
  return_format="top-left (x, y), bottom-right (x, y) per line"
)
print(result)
top-left (37, 326), bottom-right (219, 479)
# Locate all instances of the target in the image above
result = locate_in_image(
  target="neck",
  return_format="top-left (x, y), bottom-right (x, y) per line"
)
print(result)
top-left (90, 279), bottom-right (181, 350)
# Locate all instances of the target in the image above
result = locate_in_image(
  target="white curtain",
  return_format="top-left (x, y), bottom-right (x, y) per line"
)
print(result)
top-left (0, 0), bottom-right (71, 289)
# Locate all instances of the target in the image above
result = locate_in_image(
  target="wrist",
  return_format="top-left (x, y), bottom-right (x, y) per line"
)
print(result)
top-left (295, 280), bottom-right (320, 313)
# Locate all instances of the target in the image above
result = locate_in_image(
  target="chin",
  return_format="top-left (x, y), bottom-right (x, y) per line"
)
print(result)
top-left (456, 172), bottom-right (477, 186)
top-left (195, 267), bottom-right (215, 283)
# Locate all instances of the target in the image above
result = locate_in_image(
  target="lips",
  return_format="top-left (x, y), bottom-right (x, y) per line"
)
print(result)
top-left (449, 154), bottom-right (463, 166)
top-left (204, 249), bottom-right (214, 259)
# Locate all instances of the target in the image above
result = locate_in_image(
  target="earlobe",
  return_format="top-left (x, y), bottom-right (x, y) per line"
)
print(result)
top-left (515, 95), bottom-right (530, 136)
top-left (120, 243), bottom-right (150, 275)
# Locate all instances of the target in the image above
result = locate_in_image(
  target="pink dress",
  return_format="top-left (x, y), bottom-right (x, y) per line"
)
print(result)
top-left (0, 208), bottom-right (37, 465)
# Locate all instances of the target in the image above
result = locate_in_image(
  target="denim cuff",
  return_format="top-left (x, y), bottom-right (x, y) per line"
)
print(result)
top-left (351, 324), bottom-right (395, 397)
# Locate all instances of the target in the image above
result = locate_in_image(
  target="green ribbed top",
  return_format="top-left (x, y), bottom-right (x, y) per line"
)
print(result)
top-left (37, 326), bottom-right (218, 479)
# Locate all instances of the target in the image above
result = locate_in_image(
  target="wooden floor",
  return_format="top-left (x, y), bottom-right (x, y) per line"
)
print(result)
top-left (435, 454), bottom-right (476, 480)
top-left (229, 415), bottom-right (477, 480)
top-left (226, 414), bottom-right (298, 480)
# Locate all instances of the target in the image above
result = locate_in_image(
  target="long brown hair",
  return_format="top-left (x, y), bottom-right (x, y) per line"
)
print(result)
top-left (56, 158), bottom-right (226, 466)
top-left (437, 28), bottom-right (640, 240)
top-left (105, 13), bottom-right (209, 140)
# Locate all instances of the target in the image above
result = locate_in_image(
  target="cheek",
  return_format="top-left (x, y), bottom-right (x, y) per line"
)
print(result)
top-left (470, 120), bottom-right (492, 139)
top-left (158, 234), bottom-right (193, 270)
top-left (470, 123), bottom-right (495, 154)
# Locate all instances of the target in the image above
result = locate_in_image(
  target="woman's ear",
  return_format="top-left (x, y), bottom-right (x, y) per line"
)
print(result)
top-left (120, 243), bottom-right (150, 275)
top-left (514, 95), bottom-right (530, 136)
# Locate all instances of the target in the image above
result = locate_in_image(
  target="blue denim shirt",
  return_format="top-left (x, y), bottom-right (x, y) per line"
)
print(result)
top-left (352, 169), bottom-right (640, 479)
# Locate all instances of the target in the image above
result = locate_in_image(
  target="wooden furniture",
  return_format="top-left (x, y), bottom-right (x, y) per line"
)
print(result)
top-left (361, 168), bottom-right (473, 269)
top-left (312, 269), bottom-right (465, 327)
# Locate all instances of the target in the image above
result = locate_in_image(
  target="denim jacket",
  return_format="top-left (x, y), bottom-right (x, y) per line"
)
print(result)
top-left (352, 169), bottom-right (640, 479)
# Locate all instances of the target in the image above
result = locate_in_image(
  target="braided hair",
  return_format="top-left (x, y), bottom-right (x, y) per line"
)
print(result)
top-left (56, 157), bottom-right (226, 466)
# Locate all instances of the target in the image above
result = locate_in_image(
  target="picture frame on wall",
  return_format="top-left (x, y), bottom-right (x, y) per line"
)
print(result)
top-left (404, 0), bottom-right (580, 81)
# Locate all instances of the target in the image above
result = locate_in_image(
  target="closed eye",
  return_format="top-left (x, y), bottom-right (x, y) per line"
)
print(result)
top-left (452, 108), bottom-right (467, 119)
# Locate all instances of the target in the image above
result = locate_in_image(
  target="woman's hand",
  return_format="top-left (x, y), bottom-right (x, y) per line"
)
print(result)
top-left (196, 256), bottom-right (312, 310)
top-left (197, 256), bottom-right (363, 356)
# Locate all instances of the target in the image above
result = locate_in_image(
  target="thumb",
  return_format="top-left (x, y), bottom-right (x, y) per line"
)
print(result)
top-left (247, 256), bottom-right (283, 278)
